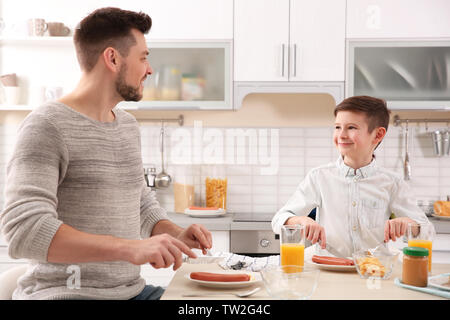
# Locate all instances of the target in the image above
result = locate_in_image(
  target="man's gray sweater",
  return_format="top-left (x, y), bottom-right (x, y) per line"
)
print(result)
top-left (0, 102), bottom-right (169, 299)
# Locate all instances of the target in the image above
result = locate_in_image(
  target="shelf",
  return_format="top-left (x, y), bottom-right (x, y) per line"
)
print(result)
top-left (0, 36), bottom-right (73, 46)
top-left (0, 105), bottom-right (34, 111)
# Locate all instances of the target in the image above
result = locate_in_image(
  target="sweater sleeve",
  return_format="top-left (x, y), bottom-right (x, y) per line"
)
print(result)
top-left (0, 113), bottom-right (68, 262)
top-left (139, 182), bottom-right (170, 238)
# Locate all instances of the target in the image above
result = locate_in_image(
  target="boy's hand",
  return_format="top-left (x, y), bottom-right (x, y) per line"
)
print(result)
top-left (286, 216), bottom-right (326, 249)
top-left (384, 217), bottom-right (415, 242)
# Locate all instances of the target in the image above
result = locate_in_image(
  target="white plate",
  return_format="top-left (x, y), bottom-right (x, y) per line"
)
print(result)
top-left (186, 271), bottom-right (261, 289)
top-left (428, 273), bottom-right (450, 291)
top-left (184, 209), bottom-right (226, 218)
top-left (431, 214), bottom-right (450, 220)
top-left (306, 259), bottom-right (356, 272)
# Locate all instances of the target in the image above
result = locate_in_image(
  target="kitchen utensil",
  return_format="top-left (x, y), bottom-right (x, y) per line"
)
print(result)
top-left (431, 130), bottom-right (443, 156)
top-left (260, 265), bottom-right (320, 300)
top-left (182, 287), bottom-right (261, 298)
top-left (404, 121), bottom-right (411, 180)
top-left (443, 130), bottom-right (450, 156)
top-left (154, 124), bottom-right (171, 188)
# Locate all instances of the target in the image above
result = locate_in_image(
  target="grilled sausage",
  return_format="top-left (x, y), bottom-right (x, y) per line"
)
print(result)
top-left (312, 255), bottom-right (355, 266)
top-left (190, 272), bottom-right (251, 282)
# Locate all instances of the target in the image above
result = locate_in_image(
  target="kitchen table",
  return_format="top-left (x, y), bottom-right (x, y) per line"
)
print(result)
top-left (161, 262), bottom-right (449, 300)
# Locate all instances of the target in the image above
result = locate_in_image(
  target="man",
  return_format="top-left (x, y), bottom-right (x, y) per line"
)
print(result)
top-left (0, 7), bottom-right (212, 300)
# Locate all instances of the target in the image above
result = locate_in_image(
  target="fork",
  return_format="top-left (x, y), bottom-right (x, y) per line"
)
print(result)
top-left (182, 287), bottom-right (261, 298)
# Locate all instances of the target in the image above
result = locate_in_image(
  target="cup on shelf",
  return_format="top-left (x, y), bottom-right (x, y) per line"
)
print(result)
top-left (27, 18), bottom-right (47, 37)
top-left (1, 86), bottom-right (21, 105)
top-left (47, 22), bottom-right (70, 37)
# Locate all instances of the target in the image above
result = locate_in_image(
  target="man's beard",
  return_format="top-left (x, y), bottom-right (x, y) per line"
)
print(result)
top-left (115, 64), bottom-right (143, 102)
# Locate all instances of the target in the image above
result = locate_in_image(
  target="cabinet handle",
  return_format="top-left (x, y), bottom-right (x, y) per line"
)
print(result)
top-left (293, 44), bottom-right (297, 77)
top-left (281, 44), bottom-right (285, 77)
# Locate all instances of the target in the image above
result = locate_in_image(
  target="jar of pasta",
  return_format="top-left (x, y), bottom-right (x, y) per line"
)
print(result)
top-left (205, 167), bottom-right (227, 210)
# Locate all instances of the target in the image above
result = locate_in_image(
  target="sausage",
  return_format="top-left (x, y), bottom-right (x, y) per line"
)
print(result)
top-left (312, 255), bottom-right (355, 266)
top-left (190, 272), bottom-right (251, 282)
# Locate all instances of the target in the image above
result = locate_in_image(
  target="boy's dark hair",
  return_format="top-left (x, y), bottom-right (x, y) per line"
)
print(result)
top-left (334, 96), bottom-right (391, 133)
top-left (74, 7), bottom-right (152, 72)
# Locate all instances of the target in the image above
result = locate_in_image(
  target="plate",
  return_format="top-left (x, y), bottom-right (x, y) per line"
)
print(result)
top-left (186, 271), bottom-right (261, 289)
top-left (306, 259), bottom-right (356, 272)
top-left (428, 273), bottom-right (450, 291)
top-left (184, 209), bottom-right (227, 218)
top-left (431, 214), bottom-right (450, 220)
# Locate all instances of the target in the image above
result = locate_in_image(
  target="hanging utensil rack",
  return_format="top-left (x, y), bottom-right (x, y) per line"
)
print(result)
top-left (393, 115), bottom-right (450, 127)
top-left (138, 114), bottom-right (184, 126)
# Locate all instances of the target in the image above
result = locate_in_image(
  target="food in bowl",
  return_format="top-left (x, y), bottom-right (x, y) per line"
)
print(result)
top-left (352, 249), bottom-right (399, 280)
top-left (355, 256), bottom-right (386, 277)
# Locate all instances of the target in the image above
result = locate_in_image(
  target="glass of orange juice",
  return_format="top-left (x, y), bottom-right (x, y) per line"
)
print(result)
top-left (280, 224), bottom-right (305, 272)
top-left (407, 223), bottom-right (435, 273)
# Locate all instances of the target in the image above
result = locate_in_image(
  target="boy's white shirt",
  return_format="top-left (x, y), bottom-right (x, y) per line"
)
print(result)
top-left (272, 156), bottom-right (431, 258)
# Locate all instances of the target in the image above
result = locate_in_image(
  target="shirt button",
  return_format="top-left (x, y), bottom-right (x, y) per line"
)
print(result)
top-left (352, 201), bottom-right (356, 207)
top-left (352, 226), bottom-right (358, 231)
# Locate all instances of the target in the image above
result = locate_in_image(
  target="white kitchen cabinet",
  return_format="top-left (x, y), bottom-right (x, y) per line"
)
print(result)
top-left (346, 0), bottom-right (450, 38)
top-left (144, 0), bottom-right (233, 40)
top-left (234, 0), bottom-right (345, 82)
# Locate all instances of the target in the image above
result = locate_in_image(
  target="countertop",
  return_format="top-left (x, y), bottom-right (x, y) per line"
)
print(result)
top-left (167, 212), bottom-right (450, 233)
top-left (161, 262), bottom-right (450, 300)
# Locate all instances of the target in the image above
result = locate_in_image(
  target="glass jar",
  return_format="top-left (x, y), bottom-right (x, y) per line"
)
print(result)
top-left (204, 166), bottom-right (227, 210)
top-left (159, 65), bottom-right (181, 101)
top-left (402, 246), bottom-right (429, 287)
top-left (173, 166), bottom-right (195, 214)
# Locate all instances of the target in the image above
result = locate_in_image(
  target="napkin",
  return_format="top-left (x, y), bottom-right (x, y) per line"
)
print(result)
top-left (215, 252), bottom-right (280, 272)
top-left (394, 278), bottom-right (450, 299)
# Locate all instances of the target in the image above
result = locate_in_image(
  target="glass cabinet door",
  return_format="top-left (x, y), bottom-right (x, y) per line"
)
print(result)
top-left (119, 40), bottom-right (232, 110)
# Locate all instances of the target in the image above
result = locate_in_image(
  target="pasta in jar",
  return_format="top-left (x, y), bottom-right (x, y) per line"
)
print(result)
top-left (205, 177), bottom-right (227, 209)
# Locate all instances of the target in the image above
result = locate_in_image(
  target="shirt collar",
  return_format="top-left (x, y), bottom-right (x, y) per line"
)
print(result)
top-left (336, 156), bottom-right (378, 179)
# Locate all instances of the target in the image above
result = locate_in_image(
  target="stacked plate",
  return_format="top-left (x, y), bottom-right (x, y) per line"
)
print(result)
top-left (184, 207), bottom-right (227, 218)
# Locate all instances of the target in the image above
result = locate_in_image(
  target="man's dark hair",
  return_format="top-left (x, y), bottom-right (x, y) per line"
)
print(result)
top-left (334, 95), bottom-right (391, 133)
top-left (74, 7), bottom-right (152, 72)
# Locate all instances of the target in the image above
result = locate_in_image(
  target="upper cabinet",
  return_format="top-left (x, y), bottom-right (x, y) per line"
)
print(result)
top-left (234, 0), bottom-right (346, 82)
top-left (346, 0), bottom-right (450, 38)
top-left (145, 0), bottom-right (233, 39)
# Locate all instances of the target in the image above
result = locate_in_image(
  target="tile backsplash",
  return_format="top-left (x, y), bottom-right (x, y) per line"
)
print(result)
top-left (1, 123), bottom-right (450, 214)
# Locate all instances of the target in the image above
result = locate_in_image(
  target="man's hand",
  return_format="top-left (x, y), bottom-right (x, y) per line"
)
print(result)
top-left (384, 217), bottom-right (416, 242)
top-left (125, 234), bottom-right (197, 271)
top-left (177, 224), bottom-right (213, 254)
top-left (286, 216), bottom-right (326, 249)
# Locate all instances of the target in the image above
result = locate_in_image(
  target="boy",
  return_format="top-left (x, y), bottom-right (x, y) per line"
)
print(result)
top-left (272, 96), bottom-right (431, 257)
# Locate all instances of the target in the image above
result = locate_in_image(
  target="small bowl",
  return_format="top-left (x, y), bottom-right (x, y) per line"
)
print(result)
top-left (352, 249), bottom-right (399, 280)
top-left (260, 265), bottom-right (320, 300)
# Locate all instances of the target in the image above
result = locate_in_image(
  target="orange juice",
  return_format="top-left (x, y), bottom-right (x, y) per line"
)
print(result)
top-left (281, 243), bottom-right (304, 272)
top-left (408, 239), bottom-right (432, 272)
